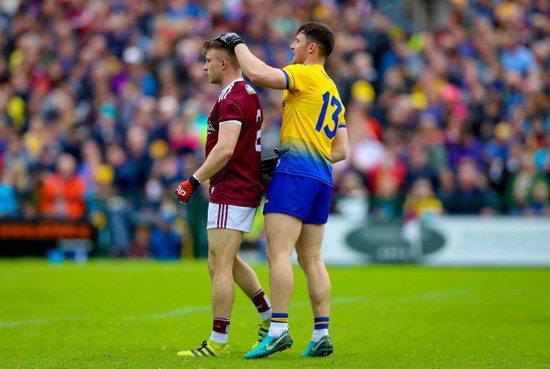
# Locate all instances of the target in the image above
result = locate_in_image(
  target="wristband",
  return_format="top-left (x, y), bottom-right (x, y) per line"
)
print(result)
top-left (189, 175), bottom-right (201, 189)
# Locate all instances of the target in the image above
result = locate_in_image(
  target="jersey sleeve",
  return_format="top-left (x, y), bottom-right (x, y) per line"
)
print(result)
top-left (338, 104), bottom-right (346, 129)
top-left (334, 90), bottom-right (346, 128)
top-left (281, 64), bottom-right (310, 92)
top-left (218, 98), bottom-right (245, 126)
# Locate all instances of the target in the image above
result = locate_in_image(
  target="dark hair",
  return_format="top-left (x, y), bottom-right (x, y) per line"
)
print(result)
top-left (297, 22), bottom-right (335, 58)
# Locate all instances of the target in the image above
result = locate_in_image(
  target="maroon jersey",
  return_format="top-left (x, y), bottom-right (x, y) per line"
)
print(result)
top-left (206, 79), bottom-right (263, 207)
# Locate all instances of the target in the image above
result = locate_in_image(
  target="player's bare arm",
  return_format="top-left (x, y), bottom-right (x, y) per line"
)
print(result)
top-left (232, 44), bottom-right (287, 90)
top-left (175, 122), bottom-right (241, 204)
top-left (330, 127), bottom-right (348, 164)
top-left (194, 122), bottom-right (242, 182)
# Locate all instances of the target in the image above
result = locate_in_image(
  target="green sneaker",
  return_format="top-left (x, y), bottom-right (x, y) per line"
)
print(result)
top-left (177, 339), bottom-right (229, 357)
top-left (251, 318), bottom-right (270, 349)
top-left (244, 330), bottom-right (293, 359)
top-left (301, 336), bottom-right (333, 357)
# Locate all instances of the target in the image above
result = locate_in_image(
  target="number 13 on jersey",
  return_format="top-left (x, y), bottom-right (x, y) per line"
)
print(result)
top-left (315, 91), bottom-right (343, 140)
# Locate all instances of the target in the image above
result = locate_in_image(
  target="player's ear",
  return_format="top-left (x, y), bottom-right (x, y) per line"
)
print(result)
top-left (220, 58), bottom-right (226, 69)
top-left (308, 42), bottom-right (317, 54)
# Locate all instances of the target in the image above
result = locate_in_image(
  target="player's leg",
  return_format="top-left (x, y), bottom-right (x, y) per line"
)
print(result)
top-left (208, 227), bottom-right (243, 320)
top-left (244, 212), bottom-right (302, 359)
top-left (296, 183), bottom-right (334, 357)
top-left (296, 223), bottom-right (330, 318)
top-left (232, 255), bottom-right (272, 347)
top-left (265, 212), bottom-right (302, 327)
top-left (245, 173), bottom-right (321, 359)
top-left (177, 227), bottom-right (241, 357)
top-left (232, 256), bottom-right (262, 296)
top-left (178, 203), bottom-right (248, 358)
top-left (296, 223), bottom-right (333, 357)
top-left (222, 204), bottom-right (271, 327)
top-left (208, 203), bottom-right (260, 320)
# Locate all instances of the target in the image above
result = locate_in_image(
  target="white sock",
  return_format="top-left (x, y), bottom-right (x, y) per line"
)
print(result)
top-left (311, 329), bottom-right (329, 342)
top-left (268, 323), bottom-right (288, 338)
top-left (259, 308), bottom-right (272, 322)
top-left (209, 331), bottom-right (228, 344)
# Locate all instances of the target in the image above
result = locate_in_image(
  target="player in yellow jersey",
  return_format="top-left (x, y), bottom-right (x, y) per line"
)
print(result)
top-left (216, 22), bottom-right (348, 359)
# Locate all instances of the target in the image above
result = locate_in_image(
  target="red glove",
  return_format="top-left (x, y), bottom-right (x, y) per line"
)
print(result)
top-left (175, 176), bottom-right (201, 204)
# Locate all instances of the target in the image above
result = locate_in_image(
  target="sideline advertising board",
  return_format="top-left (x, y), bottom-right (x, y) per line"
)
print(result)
top-left (0, 219), bottom-right (95, 257)
top-left (321, 216), bottom-right (550, 266)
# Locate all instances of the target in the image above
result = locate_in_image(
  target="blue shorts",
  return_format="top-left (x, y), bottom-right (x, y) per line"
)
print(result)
top-left (263, 173), bottom-right (332, 224)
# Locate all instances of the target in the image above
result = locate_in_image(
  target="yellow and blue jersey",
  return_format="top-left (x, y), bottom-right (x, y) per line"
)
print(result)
top-left (277, 64), bottom-right (346, 186)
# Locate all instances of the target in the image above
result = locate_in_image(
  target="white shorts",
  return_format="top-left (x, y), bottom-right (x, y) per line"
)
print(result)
top-left (207, 203), bottom-right (258, 233)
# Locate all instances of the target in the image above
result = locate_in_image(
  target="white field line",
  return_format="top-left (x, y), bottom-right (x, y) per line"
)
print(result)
top-left (0, 316), bottom-right (89, 327)
top-left (0, 290), bottom-right (472, 328)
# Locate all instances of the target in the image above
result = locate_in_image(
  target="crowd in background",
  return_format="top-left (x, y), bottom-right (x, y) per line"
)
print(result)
top-left (0, 0), bottom-right (549, 258)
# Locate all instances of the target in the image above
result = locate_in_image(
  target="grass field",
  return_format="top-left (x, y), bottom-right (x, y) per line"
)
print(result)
top-left (1, 259), bottom-right (549, 369)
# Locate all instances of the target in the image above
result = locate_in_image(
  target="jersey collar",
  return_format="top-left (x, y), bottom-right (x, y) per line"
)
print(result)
top-left (221, 78), bottom-right (244, 95)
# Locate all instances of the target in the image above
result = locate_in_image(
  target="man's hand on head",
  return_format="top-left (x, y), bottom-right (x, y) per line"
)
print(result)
top-left (215, 32), bottom-right (244, 50)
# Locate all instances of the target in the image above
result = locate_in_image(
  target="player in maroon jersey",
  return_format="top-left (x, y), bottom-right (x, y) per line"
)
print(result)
top-left (174, 39), bottom-right (271, 358)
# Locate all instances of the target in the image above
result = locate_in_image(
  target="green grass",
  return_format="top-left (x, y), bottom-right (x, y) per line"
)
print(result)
top-left (1, 260), bottom-right (549, 369)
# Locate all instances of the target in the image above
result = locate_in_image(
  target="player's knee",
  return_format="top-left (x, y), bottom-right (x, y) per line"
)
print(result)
top-left (266, 247), bottom-right (293, 265)
top-left (207, 257), bottom-right (216, 276)
top-left (297, 254), bottom-right (305, 269)
top-left (297, 252), bottom-right (321, 270)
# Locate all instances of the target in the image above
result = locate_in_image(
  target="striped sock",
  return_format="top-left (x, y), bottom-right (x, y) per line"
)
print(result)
top-left (210, 317), bottom-right (230, 343)
top-left (268, 313), bottom-right (288, 338)
top-left (311, 317), bottom-right (329, 342)
top-left (250, 289), bottom-right (272, 321)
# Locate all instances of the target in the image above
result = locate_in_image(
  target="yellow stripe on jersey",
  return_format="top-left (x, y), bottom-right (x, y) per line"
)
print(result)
top-left (278, 64), bottom-right (346, 186)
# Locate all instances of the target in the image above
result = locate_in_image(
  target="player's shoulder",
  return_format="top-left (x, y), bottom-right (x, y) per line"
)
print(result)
top-left (283, 63), bottom-right (308, 74)
top-left (232, 81), bottom-right (258, 97)
top-left (221, 81), bottom-right (257, 101)
top-left (225, 84), bottom-right (259, 111)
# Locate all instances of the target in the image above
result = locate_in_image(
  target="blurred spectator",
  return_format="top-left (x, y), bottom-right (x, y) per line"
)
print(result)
top-left (129, 223), bottom-right (152, 259)
top-left (112, 126), bottom-right (153, 198)
top-left (368, 149), bottom-right (406, 220)
top-left (333, 170), bottom-right (369, 220)
top-left (105, 196), bottom-right (133, 258)
top-left (39, 153), bottom-right (86, 219)
top-left (505, 152), bottom-right (550, 214)
top-left (403, 178), bottom-right (442, 222)
top-left (0, 166), bottom-right (18, 217)
top-left (452, 159), bottom-right (501, 214)
top-left (402, 176), bottom-right (442, 260)
top-left (403, 139), bottom-right (439, 192)
top-left (500, 30), bottom-right (537, 75)
top-left (151, 202), bottom-right (182, 260)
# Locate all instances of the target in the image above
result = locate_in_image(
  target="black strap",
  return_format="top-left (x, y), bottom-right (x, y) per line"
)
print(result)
top-left (202, 345), bottom-right (215, 356)
top-left (189, 175), bottom-right (201, 189)
top-left (192, 341), bottom-right (215, 357)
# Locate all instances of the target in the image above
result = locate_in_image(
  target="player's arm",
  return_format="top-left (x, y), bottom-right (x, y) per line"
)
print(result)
top-left (233, 44), bottom-right (287, 90)
top-left (214, 33), bottom-right (286, 90)
top-left (193, 122), bottom-right (241, 182)
top-left (330, 127), bottom-right (348, 164)
top-left (175, 122), bottom-right (241, 204)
